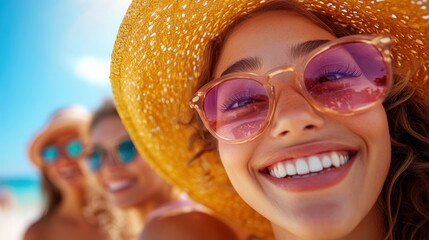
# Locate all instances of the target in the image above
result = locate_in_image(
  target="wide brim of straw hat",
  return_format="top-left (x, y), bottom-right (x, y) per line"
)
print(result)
top-left (110, 0), bottom-right (428, 238)
top-left (29, 106), bottom-right (92, 168)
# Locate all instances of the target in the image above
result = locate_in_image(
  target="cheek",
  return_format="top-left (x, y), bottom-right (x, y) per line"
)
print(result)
top-left (129, 158), bottom-right (161, 183)
top-left (368, 109), bottom-right (391, 185)
top-left (218, 142), bottom-right (258, 193)
top-left (129, 158), bottom-right (150, 175)
top-left (45, 165), bottom-right (64, 179)
top-left (343, 105), bottom-right (391, 200)
top-left (94, 172), bottom-right (105, 186)
top-left (338, 103), bottom-right (390, 158)
top-left (44, 167), bottom-right (58, 181)
top-left (354, 105), bottom-right (391, 166)
top-left (218, 142), bottom-right (250, 171)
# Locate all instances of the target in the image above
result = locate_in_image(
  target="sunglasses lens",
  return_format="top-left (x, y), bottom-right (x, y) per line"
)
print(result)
top-left (203, 78), bottom-right (270, 141)
top-left (87, 149), bottom-right (102, 172)
top-left (66, 140), bottom-right (82, 159)
top-left (118, 140), bottom-right (136, 164)
top-left (41, 146), bottom-right (58, 163)
top-left (304, 42), bottom-right (388, 112)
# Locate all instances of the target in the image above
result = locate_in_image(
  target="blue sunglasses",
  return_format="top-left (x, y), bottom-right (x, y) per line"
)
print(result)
top-left (41, 139), bottom-right (83, 164)
top-left (85, 138), bottom-right (136, 172)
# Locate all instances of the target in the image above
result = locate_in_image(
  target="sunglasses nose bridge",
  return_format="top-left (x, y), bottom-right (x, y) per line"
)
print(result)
top-left (102, 149), bottom-right (120, 167)
top-left (55, 150), bottom-right (74, 164)
top-left (267, 66), bottom-right (300, 88)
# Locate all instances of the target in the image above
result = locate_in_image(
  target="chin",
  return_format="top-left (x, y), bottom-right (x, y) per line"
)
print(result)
top-left (272, 212), bottom-right (359, 240)
top-left (112, 196), bottom-right (146, 209)
top-left (60, 178), bottom-right (84, 191)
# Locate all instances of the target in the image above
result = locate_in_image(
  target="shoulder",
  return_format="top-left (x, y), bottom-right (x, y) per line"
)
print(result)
top-left (139, 211), bottom-right (239, 240)
top-left (23, 220), bottom-right (48, 240)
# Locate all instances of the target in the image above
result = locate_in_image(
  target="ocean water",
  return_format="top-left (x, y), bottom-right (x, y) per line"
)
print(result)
top-left (1, 177), bottom-right (43, 207)
top-left (0, 177), bottom-right (44, 240)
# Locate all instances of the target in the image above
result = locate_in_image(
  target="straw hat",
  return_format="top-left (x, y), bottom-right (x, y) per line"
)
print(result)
top-left (110, 0), bottom-right (428, 238)
top-left (29, 105), bottom-right (92, 168)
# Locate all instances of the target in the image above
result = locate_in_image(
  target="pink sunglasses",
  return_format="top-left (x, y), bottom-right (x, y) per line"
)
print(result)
top-left (190, 35), bottom-right (393, 144)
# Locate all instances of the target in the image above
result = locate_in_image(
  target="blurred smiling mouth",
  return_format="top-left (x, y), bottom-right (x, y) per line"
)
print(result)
top-left (58, 166), bottom-right (81, 179)
top-left (106, 179), bottom-right (135, 193)
top-left (260, 150), bottom-right (356, 192)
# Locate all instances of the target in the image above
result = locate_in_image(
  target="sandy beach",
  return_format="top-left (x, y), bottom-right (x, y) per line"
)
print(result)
top-left (0, 205), bottom-right (41, 240)
top-left (0, 178), bottom-right (43, 240)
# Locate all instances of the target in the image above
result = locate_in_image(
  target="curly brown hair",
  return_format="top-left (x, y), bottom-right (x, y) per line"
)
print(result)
top-left (189, 1), bottom-right (429, 239)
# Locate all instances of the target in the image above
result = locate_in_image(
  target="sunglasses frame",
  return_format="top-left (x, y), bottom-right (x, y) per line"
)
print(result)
top-left (40, 139), bottom-right (84, 164)
top-left (85, 137), bottom-right (137, 172)
top-left (190, 34), bottom-right (393, 144)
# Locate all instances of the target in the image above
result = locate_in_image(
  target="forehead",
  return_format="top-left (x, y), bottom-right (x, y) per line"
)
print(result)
top-left (215, 11), bottom-right (336, 76)
top-left (43, 128), bottom-right (80, 146)
top-left (90, 116), bottom-right (128, 143)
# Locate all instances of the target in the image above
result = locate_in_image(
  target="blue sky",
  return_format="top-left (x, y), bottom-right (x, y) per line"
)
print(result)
top-left (0, 0), bottom-right (132, 179)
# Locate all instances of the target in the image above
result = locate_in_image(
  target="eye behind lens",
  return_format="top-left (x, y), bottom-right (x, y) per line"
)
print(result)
top-left (41, 146), bottom-right (58, 163)
top-left (118, 140), bottom-right (136, 163)
top-left (66, 140), bottom-right (83, 158)
top-left (304, 41), bottom-right (389, 113)
top-left (87, 150), bottom-right (102, 172)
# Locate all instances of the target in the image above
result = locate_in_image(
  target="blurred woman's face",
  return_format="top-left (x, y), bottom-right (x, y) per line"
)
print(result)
top-left (42, 129), bottom-right (86, 193)
top-left (88, 116), bottom-right (170, 208)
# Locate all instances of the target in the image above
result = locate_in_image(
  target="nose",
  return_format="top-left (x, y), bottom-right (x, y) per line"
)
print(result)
top-left (55, 153), bottom-right (71, 164)
top-left (103, 150), bottom-right (119, 167)
top-left (269, 84), bottom-right (324, 139)
top-left (55, 146), bottom-right (76, 164)
top-left (99, 150), bottom-right (124, 175)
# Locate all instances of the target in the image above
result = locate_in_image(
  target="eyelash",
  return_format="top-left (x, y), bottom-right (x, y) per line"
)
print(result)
top-left (220, 92), bottom-right (257, 112)
top-left (317, 64), bottom-right (362, 81)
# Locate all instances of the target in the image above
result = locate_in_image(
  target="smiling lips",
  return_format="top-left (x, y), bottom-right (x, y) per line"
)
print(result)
top-left (261, 148), bottom-right (355, 191)
top-left (59, 166), bottom-right (81, 179)
top-left (268, 151), bottom-right (350, 178)
top-left (106, 179), bottom-right (135, 193)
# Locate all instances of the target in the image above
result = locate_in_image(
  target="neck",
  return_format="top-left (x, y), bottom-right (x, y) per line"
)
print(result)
top-left (57, 187), bottom-right (86, 219)
top-left (272, 204), bottom-right (386, 240)
top-left (125, 185), bottom-right (176, 233)
top-left (347, 204), bottom-right (386, 240)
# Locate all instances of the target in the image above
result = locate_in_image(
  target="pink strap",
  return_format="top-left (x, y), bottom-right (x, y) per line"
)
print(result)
top-left (146, 193), bottom-right (208, 222)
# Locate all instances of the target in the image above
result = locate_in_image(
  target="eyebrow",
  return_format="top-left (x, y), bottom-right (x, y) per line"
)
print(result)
top-left (220, 39), bottom-right (330, 76)
top-left (220, 57), bottom-right (262, 76)
top-left (290, 39), bottom-right (330, 58)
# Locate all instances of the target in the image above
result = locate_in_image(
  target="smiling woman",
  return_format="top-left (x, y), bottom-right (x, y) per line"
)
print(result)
top-left (195, 4), bottom-right (428, 239)
top-left (199, 10), bottom-right (392, 239)
top-left (109, 0), bottom-right (429, 239)
top-left (24, 106), bottom-right (106, 240)
top-left (83, 99), bottom-right (242, 240)
top-left (85, 99), bottom-right (176, 212)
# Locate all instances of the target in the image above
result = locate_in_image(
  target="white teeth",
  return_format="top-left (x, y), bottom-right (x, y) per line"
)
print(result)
top-left (331, 152), bottom-right (341, 167)
top-left (286, 163), bottom-right (296, 176)
top-left (277, 163), bottom-right (287, 178)
top-left (107, 180), bottom-right (133, 192)
top-left (308, 156), bottom-right (323, 172)
top-left (268, 151), bottom-right (350, 178)
top-left (273, 168), bottom-right (279, 178)
top-left (322, 155), bottom-right (332, 168)
top-left (295, 159), bottom-right (309, 175)
top-left (340, 155), bottom-right (346, 165)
